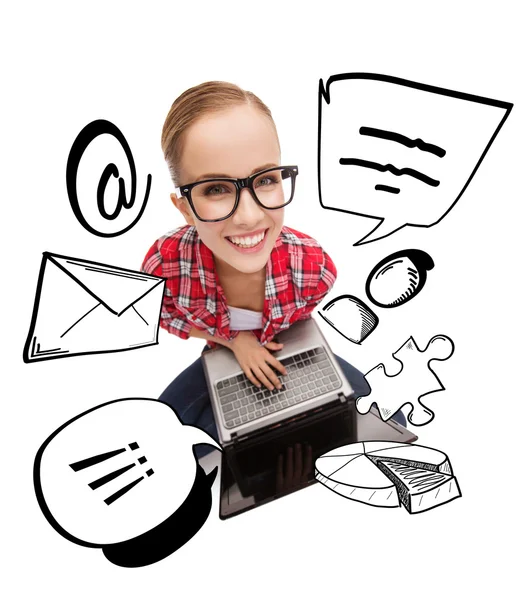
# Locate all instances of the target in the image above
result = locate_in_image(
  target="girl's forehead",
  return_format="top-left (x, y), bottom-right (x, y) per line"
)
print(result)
top-left (180, 106), bottom-right (280, 180)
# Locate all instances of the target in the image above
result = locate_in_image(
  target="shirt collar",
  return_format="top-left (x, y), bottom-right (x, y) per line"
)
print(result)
top-left (265, 231), bottom-right (288, 299)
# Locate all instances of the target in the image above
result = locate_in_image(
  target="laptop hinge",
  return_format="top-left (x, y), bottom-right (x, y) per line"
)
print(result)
top-left (231, 393), bottom-right (350, 445)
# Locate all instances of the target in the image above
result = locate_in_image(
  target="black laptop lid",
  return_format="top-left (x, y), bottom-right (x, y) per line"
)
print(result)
top-left (219, 405), bottom-right (417, 519)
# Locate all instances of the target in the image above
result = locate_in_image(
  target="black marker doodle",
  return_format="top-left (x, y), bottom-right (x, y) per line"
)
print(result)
top-left (359, 126), bottom-right (447, 158)
top-left (318, 295), bottom-right (379, 344)
top-left (375, 185), bottom-right (400, 194)
top-left (366, 249), bottom-right (434, 308)
top-left (339, 157), bottom-right (440, 187)
top-left (318, 73), bottom-right (512, 245)
top-left (315, 441), bottom-right (461, 514)
top-left (66, 119), bottom-right (152, 237)
top-left (356, 334), bottom-right (455, 426)
top-left (34, 398), bottom-right (221, 568)
top-left (23, 252), bottom-right (165, 363)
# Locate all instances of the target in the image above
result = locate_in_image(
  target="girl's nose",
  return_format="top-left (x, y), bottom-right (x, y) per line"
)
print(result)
top-left (231, 188), bottom-right (265, 226)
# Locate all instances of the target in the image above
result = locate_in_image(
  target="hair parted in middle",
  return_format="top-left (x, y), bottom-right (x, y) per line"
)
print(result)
top-left (161, 81), bottom-right (279, 187)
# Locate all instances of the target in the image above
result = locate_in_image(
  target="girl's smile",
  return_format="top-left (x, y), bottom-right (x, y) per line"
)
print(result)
top-left (224, 227), bottom-right (269, 252)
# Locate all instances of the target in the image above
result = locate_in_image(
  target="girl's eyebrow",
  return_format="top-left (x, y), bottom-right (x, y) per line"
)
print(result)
top-left (196, 163), bottom-right (279, 181)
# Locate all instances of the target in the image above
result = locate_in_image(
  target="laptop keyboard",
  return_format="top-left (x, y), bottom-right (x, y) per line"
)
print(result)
top-left (215, 347), bottom-right (342, 429)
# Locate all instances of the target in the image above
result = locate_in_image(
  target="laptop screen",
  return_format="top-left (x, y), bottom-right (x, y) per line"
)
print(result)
top-left (219, 406), bottom-right (417, 519)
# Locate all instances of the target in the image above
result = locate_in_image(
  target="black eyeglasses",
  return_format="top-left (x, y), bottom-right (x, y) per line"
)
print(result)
top-left (175, 165), bottom-right (298, 222)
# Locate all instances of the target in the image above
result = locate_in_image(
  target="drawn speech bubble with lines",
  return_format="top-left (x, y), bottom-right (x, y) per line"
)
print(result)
top-left (34, 399), bottom-right (220, 567)
top-left (318, 73), bottom-right (512, 245)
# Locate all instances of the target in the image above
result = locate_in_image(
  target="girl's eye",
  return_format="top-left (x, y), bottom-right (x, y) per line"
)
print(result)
top-left (203, 183), bottom-right (234, 196)
top-left (256, 175), bottom-right (279, 187)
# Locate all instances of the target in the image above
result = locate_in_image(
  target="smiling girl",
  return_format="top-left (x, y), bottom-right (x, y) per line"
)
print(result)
top-left (142, 81), bottom-right (404, 450)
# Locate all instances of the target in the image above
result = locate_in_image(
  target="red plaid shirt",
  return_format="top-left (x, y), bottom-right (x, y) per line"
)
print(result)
top-left (141, 225), bottom-right (337, 349)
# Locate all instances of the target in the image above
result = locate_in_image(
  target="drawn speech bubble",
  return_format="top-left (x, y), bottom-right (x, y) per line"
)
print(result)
top-left (34, 398), bottom-right (221, 567)
top-left (318, 73), bottom-right (512, 245)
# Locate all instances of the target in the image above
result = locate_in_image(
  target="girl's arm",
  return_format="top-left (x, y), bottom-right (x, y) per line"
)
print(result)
top-left (188, 326), bottom-right (233, 349)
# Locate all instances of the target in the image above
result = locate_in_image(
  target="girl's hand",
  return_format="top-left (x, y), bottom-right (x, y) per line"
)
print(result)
top-left (229, 331), bottom-right (287, 390)
top-left (276, 443), bottom-right (313, 495)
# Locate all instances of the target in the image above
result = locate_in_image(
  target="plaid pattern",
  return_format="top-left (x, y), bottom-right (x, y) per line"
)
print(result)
top-left (141, 225), bottom-right (337, 349)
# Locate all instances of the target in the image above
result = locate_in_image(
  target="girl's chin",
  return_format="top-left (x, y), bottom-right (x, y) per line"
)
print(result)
top-left (217, 244), bottom-right (271, 273)
top-left (224, 254), bottom-right (268, 273)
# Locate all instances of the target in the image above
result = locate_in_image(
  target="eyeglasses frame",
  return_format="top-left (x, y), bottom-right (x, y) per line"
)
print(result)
top-left (175, 165), bottom-right (299, 223)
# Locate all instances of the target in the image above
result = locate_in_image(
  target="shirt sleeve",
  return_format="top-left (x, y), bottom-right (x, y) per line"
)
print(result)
top-left (141, 242), bottom-right (193, 340)
top-left (298, 248), bottom-right (337, 320)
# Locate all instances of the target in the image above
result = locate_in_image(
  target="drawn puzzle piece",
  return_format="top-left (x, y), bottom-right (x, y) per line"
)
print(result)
top-left (356, 334), bottom-right (455, 426)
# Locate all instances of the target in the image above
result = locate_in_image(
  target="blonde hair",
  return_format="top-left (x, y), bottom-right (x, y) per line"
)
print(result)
top-left (161, 81), bottom-right (278, 186)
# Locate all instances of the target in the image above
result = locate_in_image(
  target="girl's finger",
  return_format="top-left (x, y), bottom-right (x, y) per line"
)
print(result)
top-left (294, 443), bottom-right (303, 483)
top-left (265, 341), bottom-right (284, 350)
top-left (285, 446), bottom-right (294, 484)
top-left (259, 361), bottom-right (283, 389)
top-left (303, 444), bottom-right (313, 482)
top-left (244, 366), bottom-right (262, 388)
top-left (252, 364), bottom-right (275, 390)
top-left (276, 454), bottom-right (284, 492)
top-left (265, 352), bottom-right (287, 376)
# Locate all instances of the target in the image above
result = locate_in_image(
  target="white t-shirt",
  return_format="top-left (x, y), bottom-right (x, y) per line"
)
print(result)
top-left (228, 306), bottom-right (263, 330)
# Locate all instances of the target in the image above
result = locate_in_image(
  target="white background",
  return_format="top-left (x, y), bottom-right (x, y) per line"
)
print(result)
top-left (2, 1), bottom-right (520, 598)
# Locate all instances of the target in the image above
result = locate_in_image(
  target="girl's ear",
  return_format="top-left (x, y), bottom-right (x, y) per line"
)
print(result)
top-left (170, 193), bottom-right (195, 226)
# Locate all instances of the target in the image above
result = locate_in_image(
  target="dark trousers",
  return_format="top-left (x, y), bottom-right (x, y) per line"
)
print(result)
top-left (159, 347), bottom-right (406, 456)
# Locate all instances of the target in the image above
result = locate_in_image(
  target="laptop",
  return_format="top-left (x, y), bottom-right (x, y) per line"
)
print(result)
top-left (201, 317), bottom-right (418, 518)
top-left (201, 318), bottom-right (355, 446)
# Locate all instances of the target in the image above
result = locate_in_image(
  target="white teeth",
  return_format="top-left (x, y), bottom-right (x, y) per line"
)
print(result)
top-left (228, 230), bottom-right (266, 248)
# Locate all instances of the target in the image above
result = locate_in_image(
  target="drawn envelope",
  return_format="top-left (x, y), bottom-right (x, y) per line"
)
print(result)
top-left (23, 252), bottom-right (165, 362)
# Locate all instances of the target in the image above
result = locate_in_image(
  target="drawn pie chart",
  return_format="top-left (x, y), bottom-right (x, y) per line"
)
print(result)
top-left (315, 441), bottom-right (461, 514)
